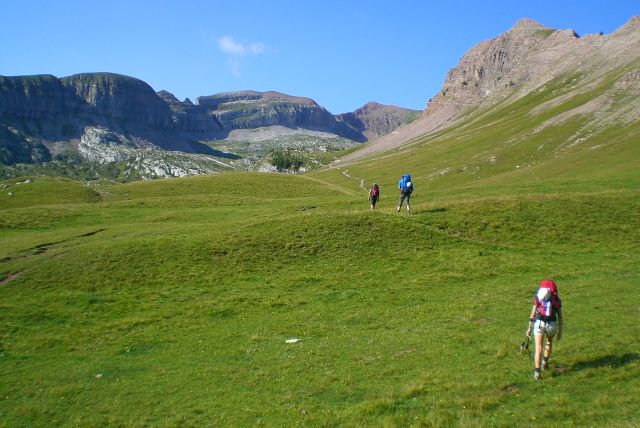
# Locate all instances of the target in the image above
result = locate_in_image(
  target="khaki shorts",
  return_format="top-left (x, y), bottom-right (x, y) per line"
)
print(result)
top-left (534, 319), bottom-right (558, 337)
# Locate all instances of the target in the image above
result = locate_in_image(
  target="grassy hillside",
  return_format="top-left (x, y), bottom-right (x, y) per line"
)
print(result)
top-left (313, 65), bottom-right (640, 200)
top-left (1, 168), bottom-right (638, 425)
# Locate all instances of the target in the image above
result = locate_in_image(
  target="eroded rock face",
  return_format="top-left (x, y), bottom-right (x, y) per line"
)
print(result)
top-left (426, 16), bottom-right (640, 120)
top-left (0, 75), bottom-right (73, 119)
top-left (0, 73), bottom-right (173, 128)
top-left (61, 73), bottom-right (173, 128)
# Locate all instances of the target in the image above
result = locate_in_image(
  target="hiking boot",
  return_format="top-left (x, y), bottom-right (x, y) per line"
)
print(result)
top-left (533, 369), bottom-right (541, 380)
top-left (541, 358), bottom-right (549, 371)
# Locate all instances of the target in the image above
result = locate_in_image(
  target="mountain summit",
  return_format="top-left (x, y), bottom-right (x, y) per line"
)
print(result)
top-left (508, 18), bottom-right (550, 32)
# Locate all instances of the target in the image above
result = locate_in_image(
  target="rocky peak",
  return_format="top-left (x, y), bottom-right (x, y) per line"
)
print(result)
top-left (613, 16), bottom-right (640, 36)
top-left (354, 101), bottom-right (384, 113)
top-left (157, 90), bottom-right (180, 103)
top-left (508, 18), bottom-right (550, 32)
top-left (338, 102), bottom-right (419, 140)
top-left (423, 16), bottom-right (639, 121)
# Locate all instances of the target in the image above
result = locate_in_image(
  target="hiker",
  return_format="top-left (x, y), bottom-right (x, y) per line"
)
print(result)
top-left (396, 173), bottom-right (413, 214)
top-left (369, 182), bottom-right (380, 210)
top-left (526, 279), bottom-right (563, 380)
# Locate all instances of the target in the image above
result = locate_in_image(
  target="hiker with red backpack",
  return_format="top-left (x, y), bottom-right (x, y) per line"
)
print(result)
top-left (526, 279), bottom-right (563, 380)
top-left (397, 173), bottom-right (413, 214)
top-left (369, 183), bottom-right (380, 210)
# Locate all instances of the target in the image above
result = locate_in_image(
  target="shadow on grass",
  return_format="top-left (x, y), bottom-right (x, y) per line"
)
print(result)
top-left (571, 353), bottom-right (639, 371)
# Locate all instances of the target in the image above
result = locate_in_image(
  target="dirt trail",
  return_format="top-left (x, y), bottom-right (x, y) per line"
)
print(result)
top-left (299, 175), bottom-right (358, 196)
top-left (341, 170), bottom-right (367, 193)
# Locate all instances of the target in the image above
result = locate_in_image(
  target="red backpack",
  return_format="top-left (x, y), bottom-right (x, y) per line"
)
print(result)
top-left (539, 279), bottom-right (558, 297)
top-left (534, 280), bottom-right (561, 320)
top-left (370, 184), bottom-right (379, 197)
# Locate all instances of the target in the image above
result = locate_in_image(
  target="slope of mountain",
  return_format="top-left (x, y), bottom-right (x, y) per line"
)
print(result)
top-left (340, 16), bottom-right (640, 163)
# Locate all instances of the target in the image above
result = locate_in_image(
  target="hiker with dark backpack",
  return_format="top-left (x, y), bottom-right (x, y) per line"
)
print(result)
top-left (396, 173), bottom-right (413, 214)
top-left (369, 182), bottom-right (380, 210)
top-left (526, 279), bottom-right (563, 380)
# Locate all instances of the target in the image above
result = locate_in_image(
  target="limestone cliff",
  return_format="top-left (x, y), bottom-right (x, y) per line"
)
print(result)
top-left (61, 73), bottom-right (173, 128)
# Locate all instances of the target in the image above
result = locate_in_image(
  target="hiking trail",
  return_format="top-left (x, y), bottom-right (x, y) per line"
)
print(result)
top-left (341, 169), bottom-right (367, 192)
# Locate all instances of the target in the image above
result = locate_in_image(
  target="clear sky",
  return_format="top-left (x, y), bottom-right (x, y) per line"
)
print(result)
top-left (1, 1), bottom-right (637, 114)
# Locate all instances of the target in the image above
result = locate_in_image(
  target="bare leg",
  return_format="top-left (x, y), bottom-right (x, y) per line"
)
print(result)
top-left (542, 337), bottom-right (553, 369)
top-left (407, 203), bottom-right (411, 214)
top-left (534, 333), bottom-right (544, 370)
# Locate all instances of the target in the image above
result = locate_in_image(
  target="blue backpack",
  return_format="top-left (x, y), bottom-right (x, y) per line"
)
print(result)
top-left (398, 174), bottom-right (413, 194)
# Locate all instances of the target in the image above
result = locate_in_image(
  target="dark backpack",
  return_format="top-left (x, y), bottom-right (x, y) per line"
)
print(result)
top-left (403, 180), bottom-right (413, 194)
top-left (370, 184), bottom-right (379, 198)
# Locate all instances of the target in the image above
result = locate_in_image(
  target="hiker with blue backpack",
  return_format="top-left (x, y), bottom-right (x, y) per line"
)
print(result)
top-left (397, 173), bottom-right (413, 214)
top-left (526, 279), bottom-right (563, 380)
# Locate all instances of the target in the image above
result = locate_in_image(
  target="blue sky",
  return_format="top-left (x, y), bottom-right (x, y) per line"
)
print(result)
top-left (1, 1), bottom-right (637, 114)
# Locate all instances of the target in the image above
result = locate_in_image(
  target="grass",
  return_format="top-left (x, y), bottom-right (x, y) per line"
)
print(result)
top-left (0, 171), bottom-right (638, 426)
top-left (1, 61), bottom-right (639, 425)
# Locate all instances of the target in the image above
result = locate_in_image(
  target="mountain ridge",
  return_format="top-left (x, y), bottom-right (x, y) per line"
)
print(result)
top-left (0, 75), bottom-right (418, 175)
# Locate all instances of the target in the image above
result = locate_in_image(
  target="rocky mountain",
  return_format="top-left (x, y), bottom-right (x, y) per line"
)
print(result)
top-left (0, 73), bottom-right (192, 166)
top-left (225, 92), bottom-right (360, 140)
top-left (1, 74), bottom-right (416, 178)
top-left (338, 102), bottom-right (419, 140)
top-left (341, 16), bottom-right (640, 162)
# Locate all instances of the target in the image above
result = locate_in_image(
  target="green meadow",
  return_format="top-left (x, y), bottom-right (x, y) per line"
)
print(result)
top-left (1, 67), bottom-right (639, 426)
